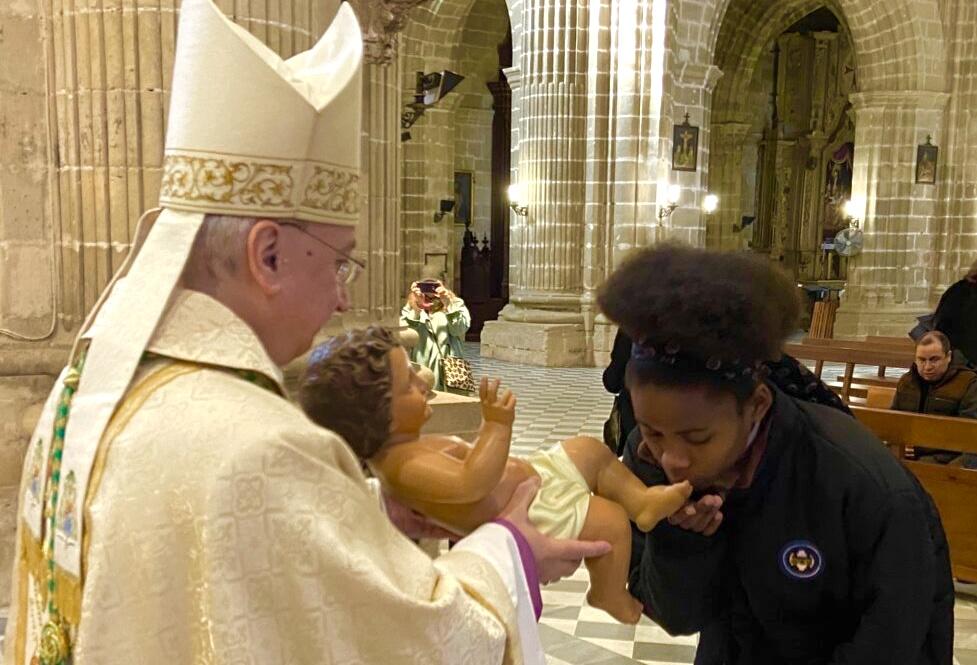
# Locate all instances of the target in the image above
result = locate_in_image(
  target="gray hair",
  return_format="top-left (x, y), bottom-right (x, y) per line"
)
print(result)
top-left (180, 214), bottom-right (308, 288)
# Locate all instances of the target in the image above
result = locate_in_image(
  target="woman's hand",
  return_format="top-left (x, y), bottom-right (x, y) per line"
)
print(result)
top-left (408, 282), bottom-right (425, 312)
top-left (435, 284), bottom-right (455, 307)
top-left (499, 478), bottom-right (611, 583)
top-left (667, 494), bottom-right (724, 536)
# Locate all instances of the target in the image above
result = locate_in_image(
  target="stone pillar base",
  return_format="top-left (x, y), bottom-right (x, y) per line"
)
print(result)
top-left (834, 303), bottom-right (928, 338)
top-left (422, 391), bottom-right (482, 442)
top-left (591, 320), bottom-right (618, 369)
top-left (480, 320), bottom-right (590, 367)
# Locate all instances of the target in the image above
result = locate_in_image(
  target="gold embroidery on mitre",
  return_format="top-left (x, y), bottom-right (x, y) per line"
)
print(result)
top-left (301, 166), bottom-right (361, 216)
top-left (160, 154), bottom-right (361, 218)
top-left (160, 155), bottom-right (294, 209)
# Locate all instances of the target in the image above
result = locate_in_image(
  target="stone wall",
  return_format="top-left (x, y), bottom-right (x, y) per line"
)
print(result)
top-left (484, 0), bottom-right (976, 362)
top-left (453, 107), bottom-right (495, 276)
top-left (399, 0), bottom-right (509, 295)
top-left (933, 0), bottom-right (977, 292)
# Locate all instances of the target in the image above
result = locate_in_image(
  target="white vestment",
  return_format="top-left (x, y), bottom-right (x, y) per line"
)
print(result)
top-left (5, 289), bottom-right (544, 664)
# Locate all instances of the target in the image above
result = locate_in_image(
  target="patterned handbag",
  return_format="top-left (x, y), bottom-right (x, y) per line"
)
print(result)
top-left (440, 355), bottom-right (477, 393)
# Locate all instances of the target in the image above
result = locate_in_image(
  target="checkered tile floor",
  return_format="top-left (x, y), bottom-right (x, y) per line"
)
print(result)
top-left (463, 344), bottom-right (977, 665)
top-left (464, 345), bottom-right (614, 458)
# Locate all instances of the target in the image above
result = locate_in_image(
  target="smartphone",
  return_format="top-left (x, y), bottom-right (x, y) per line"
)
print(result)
top-left (418, 281), bottom-right (439, 295)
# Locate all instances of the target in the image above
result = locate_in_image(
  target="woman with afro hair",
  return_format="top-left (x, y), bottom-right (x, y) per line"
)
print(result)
top-left (599, 244), bottom-right (953, 665)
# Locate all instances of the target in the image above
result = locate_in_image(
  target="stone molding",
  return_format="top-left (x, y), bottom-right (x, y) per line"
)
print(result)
top-left (677, 63), bottom-right (725, 93)
top-left (502, 66), bottom-right (523, 90)
top-left (348, 0), bottom-right (430, 65)
top-left (849, 91), bottom-right (952, 112)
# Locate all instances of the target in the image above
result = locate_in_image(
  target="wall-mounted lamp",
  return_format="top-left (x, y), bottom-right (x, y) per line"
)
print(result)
top-left (508, 183), bottom-right (528, 216)
top-left (658, 184), bottom-right (682, 224)
top-left (842, 197), bottom-right (864, 229)
top-left (834, 197), bottom-right (866, 257)
top-left (702, 193), bottom-right (719, 215)
top-left (401, 70), bottom-right (465, 141)
top-left (433, 198), bottom-right (455, 223)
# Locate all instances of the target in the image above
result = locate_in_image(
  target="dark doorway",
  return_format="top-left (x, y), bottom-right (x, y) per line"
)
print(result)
top-left (462, 26), bottom-right (512, 340)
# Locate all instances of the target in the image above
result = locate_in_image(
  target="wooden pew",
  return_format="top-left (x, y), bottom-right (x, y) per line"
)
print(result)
top-left (851, 407), bottom-right (977, 583)
top-left (865, 386), bottom-right (896, 409)
top-left (784, 342), bottom-right (913, 403)
top-left (833, 375), bottom-right (900, 388)
top-left (800, 337), bottom-right (914, 379)
top-left (865, 335), bottom-right (915, 350)
top-left (828, 384), bottom-right (869, 401)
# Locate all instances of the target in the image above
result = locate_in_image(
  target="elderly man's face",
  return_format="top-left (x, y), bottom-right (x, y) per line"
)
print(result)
top-left (274, 223), bottom-right (356, 361)
top-left (915, 341), bottom-right (951, 383)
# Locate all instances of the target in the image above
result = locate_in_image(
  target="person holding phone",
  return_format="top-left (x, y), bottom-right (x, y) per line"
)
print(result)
top-left (401, 271), bottom-right (471, 391)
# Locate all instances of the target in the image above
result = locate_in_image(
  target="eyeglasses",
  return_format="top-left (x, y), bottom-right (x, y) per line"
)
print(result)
top-left (279, 222), bottom-right (366, 285)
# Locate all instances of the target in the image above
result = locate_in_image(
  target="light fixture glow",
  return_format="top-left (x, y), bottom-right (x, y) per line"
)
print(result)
top-left (666, 184), bottom-right (682, 205)
top-left (843, 197), bottom-right (865, 221)
top-left (507, 183), bottom-right (523, 205)
top-left (508, 183), bottom-right (528, 216)
top-left (702, 193), bottom-right (719, 214)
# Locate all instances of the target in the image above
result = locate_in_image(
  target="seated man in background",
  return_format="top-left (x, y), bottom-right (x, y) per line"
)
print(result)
top-left (893, 330), bottom-right (977, 468)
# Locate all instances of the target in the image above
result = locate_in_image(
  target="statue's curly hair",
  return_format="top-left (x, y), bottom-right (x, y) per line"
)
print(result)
top-left (300, 326), bottom-right (400, 460)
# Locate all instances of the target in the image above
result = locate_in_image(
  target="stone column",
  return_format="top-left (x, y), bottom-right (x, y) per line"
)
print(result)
top-left (480, 0), bottom-right (590, 366)
top-left (347, 0), bottom-right (429, 309)
top-left (337, 0), bottom-right (430, 329)
top-left (834, 91), bottom-right (951, 336)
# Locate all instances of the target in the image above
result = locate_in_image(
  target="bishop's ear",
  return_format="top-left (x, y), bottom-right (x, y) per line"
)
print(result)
top-left (247, 220), bottom-right (284, 294)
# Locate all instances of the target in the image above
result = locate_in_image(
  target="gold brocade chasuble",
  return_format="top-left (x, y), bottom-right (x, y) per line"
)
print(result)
top-left (4, 290), bottom-right (527, 664)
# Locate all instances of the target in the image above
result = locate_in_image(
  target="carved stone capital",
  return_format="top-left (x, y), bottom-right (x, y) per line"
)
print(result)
top-left (346, 0), bottom-right (429, 65)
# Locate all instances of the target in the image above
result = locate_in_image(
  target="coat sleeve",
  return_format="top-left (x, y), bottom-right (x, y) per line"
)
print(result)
top-left (958, 378), bottom-right (977, 419)
top-left (828, 488), bottom-right (952, 665)
top-left (444, 299), bottom-right (472, 339)
top-left (200, 427), bottom-right (537, 665)
top-left (623, 430), bottom-right (728, 635)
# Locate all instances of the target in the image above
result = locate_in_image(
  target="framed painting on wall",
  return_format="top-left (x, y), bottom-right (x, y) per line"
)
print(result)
top-left (915, 137), bottom-right (938, 185)
top-left (671, 114), bottom-right (699, 172)
top-left (424, 253), bottom-right (448, 279)
top-left (454, 171), bottom-right (473, 226)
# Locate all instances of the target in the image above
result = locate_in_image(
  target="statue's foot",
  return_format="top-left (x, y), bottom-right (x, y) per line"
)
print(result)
top-left (586, 588), bottom-right (643, 624)
top-left (633, 481), bottom-right (693, 532)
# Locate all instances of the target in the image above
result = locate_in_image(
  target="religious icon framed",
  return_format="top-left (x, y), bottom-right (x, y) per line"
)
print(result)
top-left (915, 136), bottom-right (938, 185)
top-left (672, 114), bottom-right (699, 172)
top-left (453, 171), bottom-right (474, 226)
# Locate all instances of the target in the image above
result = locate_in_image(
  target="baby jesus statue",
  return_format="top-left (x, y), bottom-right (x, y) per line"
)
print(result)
top-left (300, 327), bottom-right (692, 623)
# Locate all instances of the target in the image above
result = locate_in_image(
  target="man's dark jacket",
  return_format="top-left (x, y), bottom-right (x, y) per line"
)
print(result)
top-left (892, 362), bottom-right (977, 419)
top-left (624, 389), bottom-right (954, 665)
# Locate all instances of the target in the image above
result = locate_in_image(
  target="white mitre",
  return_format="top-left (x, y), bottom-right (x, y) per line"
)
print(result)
top-left (25, 0), bottom-right (364, 579)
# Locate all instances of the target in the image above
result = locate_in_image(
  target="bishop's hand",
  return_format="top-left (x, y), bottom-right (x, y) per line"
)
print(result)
top-left (500, 477), bottom-right (611, 584)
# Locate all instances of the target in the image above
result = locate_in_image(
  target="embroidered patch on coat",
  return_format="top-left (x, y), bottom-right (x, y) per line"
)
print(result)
top-left (780, 540), bottom-right (823, 579)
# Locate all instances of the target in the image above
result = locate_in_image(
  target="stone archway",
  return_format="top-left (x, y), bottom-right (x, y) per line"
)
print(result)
top-left (705, 0), bottom-right (949, 335)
